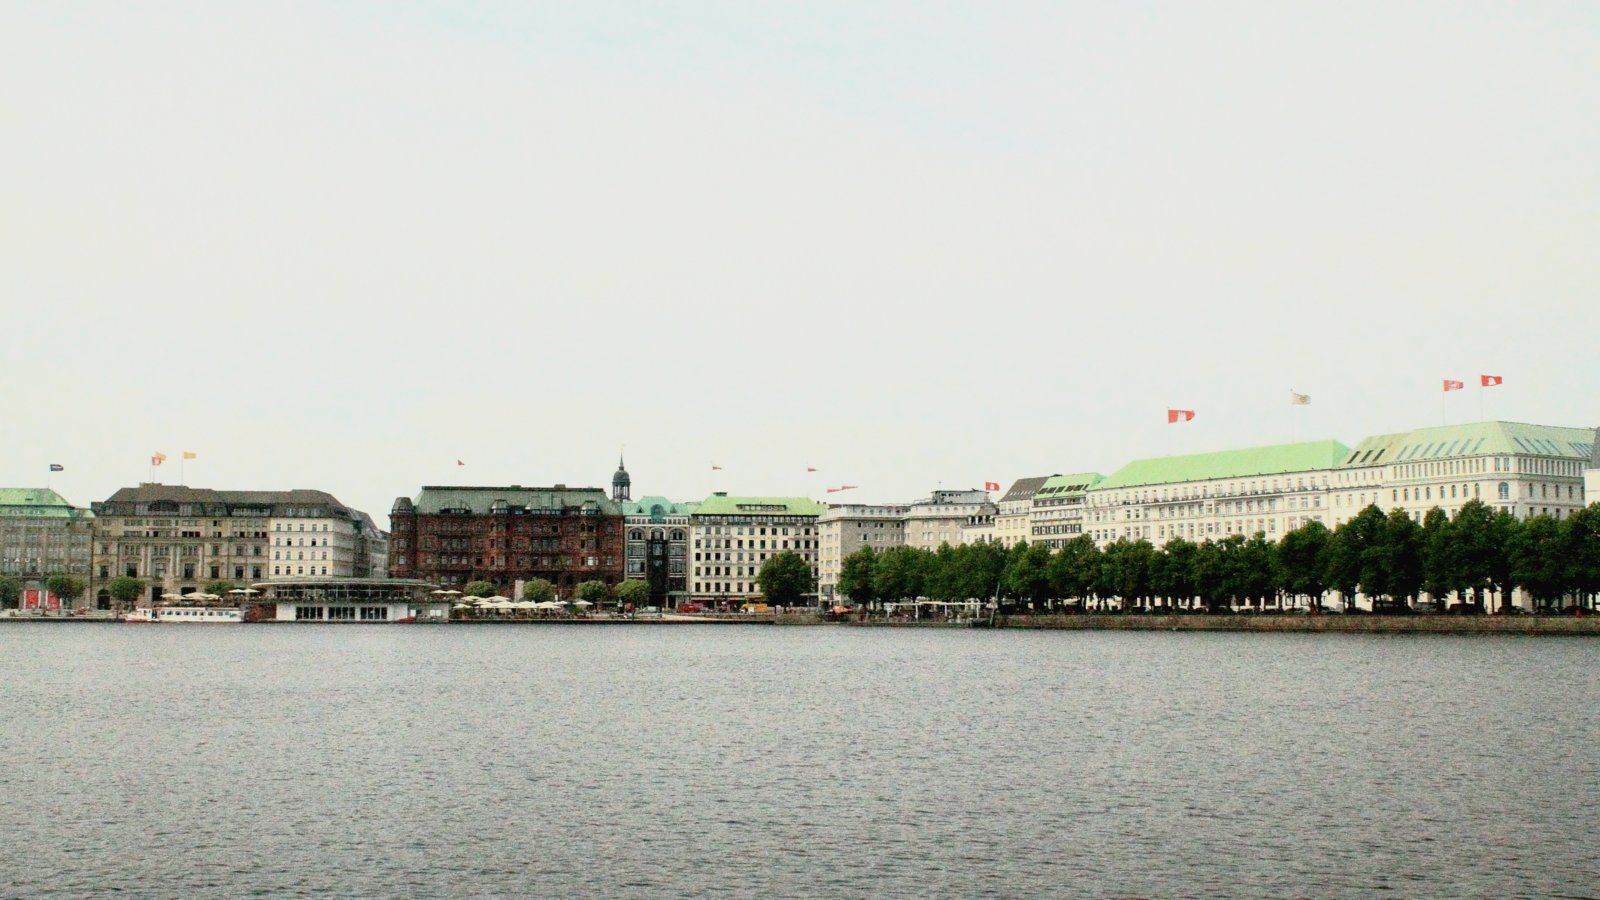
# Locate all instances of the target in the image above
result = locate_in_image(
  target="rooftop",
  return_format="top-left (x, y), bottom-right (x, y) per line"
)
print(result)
top-left (1035, 472), bottom-right (1104, 497)
top-left (0, 488), bottom-right (92, 519)
top-left (1095, 440), bottom-right (1353, 491)
top-left (999, 476), bottom-right (1055, 503)
top-left (1339, 421), bottom-right (1596, 468)
top-left (693, 495), bottom-right (827, 517)
top-left (621, 495), bottom-right (700, 518)
top-left (408, 485), bottom-right (621, 516)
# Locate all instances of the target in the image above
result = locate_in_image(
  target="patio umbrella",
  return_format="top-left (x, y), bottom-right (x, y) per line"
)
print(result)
top-left (534, 601), bottom-right (563, 610)
top-left (572, 600), bottom-right (593, 607)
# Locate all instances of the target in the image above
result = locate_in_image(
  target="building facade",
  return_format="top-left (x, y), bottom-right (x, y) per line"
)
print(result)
top-left (90, 485), bottom-right (379, 605)
top-left (1085, 441), bottom-right (1351, 546)
top-left (816, 503), bottom-right (908, 602)
top-left (267, 508), bottom-right (387, 580)
top-left (0, 489), bottom-right (93, 608)
top-left (621, 496), bottom-right (697, 606)
top-left (1030, 472), bottom-right (1103, 549)
top-left (689, 494), bottom-right (824, 605)
top-left (388, 485), bottom-right (624, 595)
top-left (994, 476), bottom-right (1052, 548)
top-left (902, 489), bottom-right (996, 552)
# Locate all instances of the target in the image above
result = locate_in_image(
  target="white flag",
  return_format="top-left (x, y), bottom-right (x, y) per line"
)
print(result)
top-left (1290, 391), bottom-right (1311, 405)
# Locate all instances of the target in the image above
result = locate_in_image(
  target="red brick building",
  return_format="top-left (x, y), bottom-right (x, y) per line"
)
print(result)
top-left (388, 485), bottom-right (624, 596)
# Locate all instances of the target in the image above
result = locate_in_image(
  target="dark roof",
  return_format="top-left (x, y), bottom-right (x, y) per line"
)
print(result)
top-left (408, 485), bottom-right (622, 516)
top-left (1000, 476), bottom-right (1054, 503)
top-left (96, 484), bottom-right (360, 518)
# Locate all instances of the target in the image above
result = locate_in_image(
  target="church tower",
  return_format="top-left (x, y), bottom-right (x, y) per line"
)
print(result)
top-left (612, 452), bottom-right (631, 503)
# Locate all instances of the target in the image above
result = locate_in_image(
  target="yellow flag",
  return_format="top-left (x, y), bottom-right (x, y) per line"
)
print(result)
top-left (182, 451), bottom-right (198, 460)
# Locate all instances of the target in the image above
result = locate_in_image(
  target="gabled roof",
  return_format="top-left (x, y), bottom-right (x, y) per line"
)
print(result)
top-left (0, 488), bottom-right (92, 519)
top-left (621, 496), bottom-right (699, 517)
top-left (692, 495), bottom-right (826, 517)
top-left (999, 476), bottom-right (1053, 503)
top-left (1095, 440), bottom-right (1352, 490)
top-left (1035, 472), bottom-right (1103, 497)
top-left (1339, 421), bottom-right (1595, 468)
top-left (411, 485), bottom-right (621, 516)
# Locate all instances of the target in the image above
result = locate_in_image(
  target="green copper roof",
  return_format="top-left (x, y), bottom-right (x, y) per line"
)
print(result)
top-left (1339, 421), bottom-right (1596, 467)
top-left (0, 488), bottom-right (92, 519)
top-left (692, 495), bottom-right (826, 517)
top-left (1095, 440), bottom-right (1351, 490)
top-left (621, 496), bottom-right (700, 517)
top-left (410, 485), bottom-right (622, 515)
top-left (1036, 472), bottom-right (1103, 496)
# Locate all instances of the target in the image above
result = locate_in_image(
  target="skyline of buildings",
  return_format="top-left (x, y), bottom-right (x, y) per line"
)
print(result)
top-left (5, 417), bottom-right (1599, 610)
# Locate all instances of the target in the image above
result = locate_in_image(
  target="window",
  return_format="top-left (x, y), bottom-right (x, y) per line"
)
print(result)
top-left (1498, 482), bottom-right (1510, 500)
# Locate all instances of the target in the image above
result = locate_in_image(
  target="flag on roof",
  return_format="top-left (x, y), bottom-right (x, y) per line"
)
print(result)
top-left (49, 464), bottom-right (64, 472)
top-left (1442, 379), bottom-right (1464, 391)
top-left (826, 485), bottom-right (858, 493)
top-left (1481, 374), bottom-right (1503, 387)
top-left (984, 481), bottom-right (1001, 491)
top-left (1167, 409), bottom-right (1195, 423)
top-left (151, 452), bottom-right (167, 465)
top-left (182, 451), bottom-right (197, 460)
top-left (806, 466), bottom-right (817, 472)
top-left (1290, 391), bottom-right (1310, 405)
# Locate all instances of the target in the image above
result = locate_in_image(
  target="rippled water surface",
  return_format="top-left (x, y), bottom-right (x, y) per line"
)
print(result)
top-left (1, 624), bottom-right (1596, 897)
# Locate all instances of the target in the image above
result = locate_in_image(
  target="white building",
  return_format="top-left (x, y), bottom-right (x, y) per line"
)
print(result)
top-left (902, 489), bottom-right (996, 552)
top-left (817, 503), bottom-right (908, 602)
top-left (1586, 428), bottom-right (1600, 503)
top-left (994, 476), bottom-right (1052, 548)
top-left (689, 494), bottom-right (824, 605)
top-left (256, 578), bottom-right (448, 622)
top-left (268, 507), bottom-right (388, 579)
top-left (1029, 472), bottom-right (1103, 549)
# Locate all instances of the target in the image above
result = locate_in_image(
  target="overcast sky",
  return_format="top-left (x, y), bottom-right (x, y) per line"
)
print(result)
top-left (3, 1), bottom-right (1597, 524)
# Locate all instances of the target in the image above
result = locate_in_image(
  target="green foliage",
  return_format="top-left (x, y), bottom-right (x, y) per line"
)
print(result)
top-left (0, 576), bottom-right (21, 609)
top-left (1274, 521), bottom-right (1330, 606)
top-left (1327, 505), bottom-right (1385, 610)
top-left (614, 579), bottom-right (650, 607)
top-left (1510, 515), bottom-right (1565, 608)
top-left (837, 546), bottom-right (879, 605)
top-left (463, 580), bottom-right (498, 599)
top-left (1563, 504), bottom-right (1600, 603)
top-left (949, 541), bottom-right (1009, 602)
top-left (1420, 508), bottom-right (1454, 606)
top-left (1049, 535), bottom-right (1101, 603)
top-left (106, 576), bottom-right (146, 605)
top-left (872, 546), bottom-right (926, 601)
top-left (1003, 542), bottom-right (1054, 605)
top-left (1374, 509), bottom-right (1423, 604)
top-left (45, 575), bottom-right (86, 606)
top-left (756, 551), bottom-right (815, 606)
top-left (521, 578), bottom-right (556, 602)
top-left (1097, 538), bottom-right (1155, 606)
top-left (205, 580), bottom-right (235, 597)
top-left (574, 580), bottom-right (611, 606)
top-left (1151, 538), bottom-right (1196, 609)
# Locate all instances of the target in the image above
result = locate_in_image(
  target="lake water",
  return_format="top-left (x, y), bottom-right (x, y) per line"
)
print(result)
top-left (1, 624), bottom-right (1596, 897)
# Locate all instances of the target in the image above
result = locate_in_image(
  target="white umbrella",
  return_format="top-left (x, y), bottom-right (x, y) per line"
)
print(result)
top-left (514, 601), bottom-right (537, 609)
top-left (162, 593), bottom-right (184, 601)
top-left (534, 601), bottom-right (563, 610)
top-left (572, 599), bottom-right (593, 607)
top-left (183, 592), bottom-right (207, 601)
top-left (452, 603), bottom-right (472, 610)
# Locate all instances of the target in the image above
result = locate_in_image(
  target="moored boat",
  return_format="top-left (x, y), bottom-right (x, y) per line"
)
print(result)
top-left (120, 605), bottom-right (243, 623)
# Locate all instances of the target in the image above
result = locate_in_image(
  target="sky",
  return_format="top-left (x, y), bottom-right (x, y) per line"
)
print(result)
top-left (3, 1), bottom-right (1597, 525)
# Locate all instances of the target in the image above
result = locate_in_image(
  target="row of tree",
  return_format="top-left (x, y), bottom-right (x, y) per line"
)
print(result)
top-left (835, 500), bottom-right (1600, 613)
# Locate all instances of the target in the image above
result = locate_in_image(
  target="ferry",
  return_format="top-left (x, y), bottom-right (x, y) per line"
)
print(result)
top-left (120, 606), bottom-right (243, 624)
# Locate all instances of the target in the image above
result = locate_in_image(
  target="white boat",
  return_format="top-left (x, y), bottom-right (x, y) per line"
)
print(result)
top-left (121, 605), bottom-right (243, 623)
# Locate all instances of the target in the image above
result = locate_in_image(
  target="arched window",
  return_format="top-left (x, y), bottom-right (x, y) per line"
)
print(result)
top-left (1498, 482), bottom-right (1510, 500)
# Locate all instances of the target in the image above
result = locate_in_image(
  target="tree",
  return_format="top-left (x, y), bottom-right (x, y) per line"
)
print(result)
top-left (1275, 521), bottom-right (1330, 611)
top-left (463, 580), bottom-right (498, 598)
top-left (614, 579), bottom-right (649, 609)
top-left (1191, 538), bottom-right (1229, 612)
top-left (1373, 509), bottom-right (1423, 609)
top-left (837, 546), bottom-right (879, 606)
top-left (205, 579), bottom-right (235, 598)
top-left (1420, 508), bottom-right (1455, 609)
top-left (1002, 542), bottom-right (1054, 609)
top-left (1328, 505), bottom-right (1385, 610)
top-left (1050, 535), bottom-right (1101, 607)
top-left (1510, 515), bottom-right (1565, 611)
top-left (924, 543), bottom-right (960, 601)
top-left (1096, 539), bottom-right (1155, 611)
top-left (1562, 504), bottom-right (1600, 611)
top-left (106, 576), bottom-right (146, 608)
top-left (574, 580), bottom-right (610, 610)
top-left (756, 551), bottom-right (815, 607)
top-left (45, 575), bottom-right (86, 610)
top-left (1151, 538), bottom-right (1197, 612)
top-left (948, 541), bottom-right (1008, 603)
top-left (1236, 534), bottom-right (1277, 610)
top-left (0, 576), bottom-right (21, 609)
top-left (872, 546), bottom-right (925, 601)
top-left (521, 578), bottom-right (556, 603)
top-left (1449, 500), bottom-right (1503, 612)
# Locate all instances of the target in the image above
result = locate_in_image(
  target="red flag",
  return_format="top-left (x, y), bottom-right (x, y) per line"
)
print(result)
top-left (984, 481), bottom-right (1001, 491)
top-left (1442, 379), bottom-right (1464, 391)
top-left (1167, 409), bottom-right (1195, 423)
top-left (150, 455), bottom-right (164, 466)
top-left (1480, 374), bottom-right (1502, 387)
top-left (826, 485), bottom-right (858, 494)
top-left (456, 459), bottom-right (465, 466)
top-left (806, 466), bottom-right (817, 472)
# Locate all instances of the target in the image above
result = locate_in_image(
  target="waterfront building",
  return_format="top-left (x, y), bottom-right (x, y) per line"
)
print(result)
top-left (817, 503), bottom-right (908, 602)
top-left (253, 578), bottom-right (450, 622)
top-left (90, 485), bottom-right (378, 605)
top-left (1587, 428), bottom-right (1600, 503)
top-left (388, 484), bottom-right (624, 596)
top-left (961, 510), bottom-right (997, 546)
top-left (994, 476), bottom-right (1052, 548)
top-left (1029, 472), bottom-right (1104, 549)
top-left (689, 494), bottom-right (824, 605)
top-left (1086, 441), bottom-right (1350, 546)
top-left (266, 508), bottom-right (387, 580)
top-left (902, 489), bottom-right (996, 552)
top-left (0, 489), bottom-right (93, 608)
top-left (1330, 421), bottom-right (1595, 525)
top-left (621, 496), bottom-right (697, 606)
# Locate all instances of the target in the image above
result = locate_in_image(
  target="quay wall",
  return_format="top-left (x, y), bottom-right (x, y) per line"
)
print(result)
top-left (991, 614), bottom-right (1600, 635)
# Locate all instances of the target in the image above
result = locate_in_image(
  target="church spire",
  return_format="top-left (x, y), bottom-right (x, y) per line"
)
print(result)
top-left (612, 448), bottom-right (631, 502)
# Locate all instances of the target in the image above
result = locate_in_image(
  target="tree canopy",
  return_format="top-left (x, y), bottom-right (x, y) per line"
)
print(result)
top-left (757, 551), bottom-right (816, 606)
top-left (463, 580), bottom-right (498, 599)
top-left (521, 578), bottom-right (556, 602)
